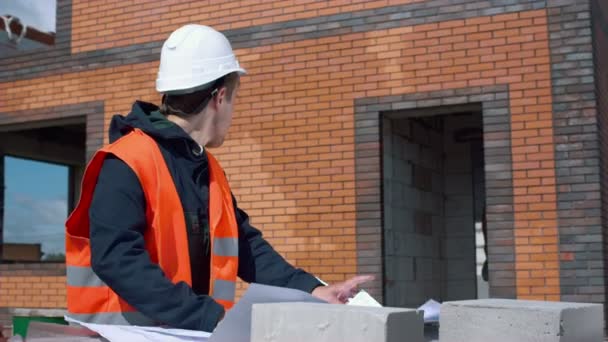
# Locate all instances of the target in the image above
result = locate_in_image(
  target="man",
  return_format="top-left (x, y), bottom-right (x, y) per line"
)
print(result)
top-left (65, 24), bottom-right (372, 332)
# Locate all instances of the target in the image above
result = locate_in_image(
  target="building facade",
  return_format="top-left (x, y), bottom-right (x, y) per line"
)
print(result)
top-left (0, 0), bottom-right (607, 332)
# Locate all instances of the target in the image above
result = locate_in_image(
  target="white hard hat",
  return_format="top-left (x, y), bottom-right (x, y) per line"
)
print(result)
top-left (156, 24), bottom-right (246, 94)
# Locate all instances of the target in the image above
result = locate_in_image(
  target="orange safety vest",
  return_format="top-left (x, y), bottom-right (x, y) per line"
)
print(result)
top-left (65, 128), bottom-right (239, 326)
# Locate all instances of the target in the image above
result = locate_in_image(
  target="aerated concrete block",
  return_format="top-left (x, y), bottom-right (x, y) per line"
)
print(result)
top-left (251, 302), bottom-right (424, 342)
top-left (440, 299), bottom-right (604, 342)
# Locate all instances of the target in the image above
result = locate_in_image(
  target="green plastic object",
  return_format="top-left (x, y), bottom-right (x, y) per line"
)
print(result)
top-left (12, 315), bottom-right (68, 337)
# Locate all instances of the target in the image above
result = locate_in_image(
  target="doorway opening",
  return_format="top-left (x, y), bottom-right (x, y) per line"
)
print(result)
top-left (382, 104), bottom-right (489, 307)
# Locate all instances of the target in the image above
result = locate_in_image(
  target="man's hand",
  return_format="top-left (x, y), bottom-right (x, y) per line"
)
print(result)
top-left (311, 275), bottom-right (374, 304)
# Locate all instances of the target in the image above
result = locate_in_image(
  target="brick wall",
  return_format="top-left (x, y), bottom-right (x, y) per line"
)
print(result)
top-left (591, 0), bottom-right (608, 311)
top-left (0, 264), bottom-right (66, 330)
top-left (0, 0), bottom-right (606, 322)
top-left (70, 0), bottom-right (426, 53)
top-left (548, 0), bottom-right (605, 303)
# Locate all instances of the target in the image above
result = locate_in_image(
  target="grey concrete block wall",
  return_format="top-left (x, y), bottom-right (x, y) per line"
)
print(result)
top-left (384, 117), bottom-right (445, 307)
top-left (441, 115), bottom-right (479, 301)
top-left (440, 299), bottom-right (604, 342)
top-left (384, 113), bottom-right (480, 307)
top-left (251, 303), bottom-right (424, 342)
top-left (444, 217), bottom-right (475, 237)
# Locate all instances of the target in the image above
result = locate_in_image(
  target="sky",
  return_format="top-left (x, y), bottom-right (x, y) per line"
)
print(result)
top-left (0, 0), bottom-right (56, 33)
top-left (3, 156), bottom-right (68, 258)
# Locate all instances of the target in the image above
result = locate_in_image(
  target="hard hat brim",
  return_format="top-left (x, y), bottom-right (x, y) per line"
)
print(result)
top-left (156, 67), bottom-right (247, 95)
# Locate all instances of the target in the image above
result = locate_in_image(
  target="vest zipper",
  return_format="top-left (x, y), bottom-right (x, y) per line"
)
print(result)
top-left (199, 207), bottom-right (211, 256)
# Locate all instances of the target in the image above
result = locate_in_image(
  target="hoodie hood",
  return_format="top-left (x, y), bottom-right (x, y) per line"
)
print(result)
top-left (109, 101), bottom-right (204, 158)
top-left (110, 101), bottom-right (186, 142)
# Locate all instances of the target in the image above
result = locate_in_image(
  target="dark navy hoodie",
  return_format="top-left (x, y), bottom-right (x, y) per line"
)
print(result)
top-left (88, 101), bottom-right (321, 332)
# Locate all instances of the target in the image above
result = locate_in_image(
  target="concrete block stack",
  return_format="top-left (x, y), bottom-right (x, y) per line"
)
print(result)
top-left (251, 303), bottom-right (424, 342)
top-left (440, 299), bottom-right (604, 342)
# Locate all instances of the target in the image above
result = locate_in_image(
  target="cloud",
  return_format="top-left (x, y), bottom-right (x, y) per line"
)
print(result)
top-left (10, 192), bottom-right (67, 225)
top-left (4, 192), bottom-right (67, 256)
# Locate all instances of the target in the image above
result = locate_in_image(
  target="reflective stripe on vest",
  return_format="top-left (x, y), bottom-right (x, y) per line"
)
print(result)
top-left (66, 129), bottom-right (239, 325)
top-left (212, 279), bottom-right (237, 302)
top-left (66, 266), bottom-right (105, 287)
top-left (213, 237), bottom-right (238, 257)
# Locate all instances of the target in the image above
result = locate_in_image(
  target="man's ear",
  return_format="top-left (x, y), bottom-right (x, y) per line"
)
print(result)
top-left (215, 86), bottom-right (228, 106)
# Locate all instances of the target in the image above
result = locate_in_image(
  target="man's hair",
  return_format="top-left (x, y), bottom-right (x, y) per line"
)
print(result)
top-left (160, 72), bottom-right (239, 117)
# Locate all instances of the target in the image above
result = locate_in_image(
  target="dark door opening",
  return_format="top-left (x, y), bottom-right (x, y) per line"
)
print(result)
top-left (382, 105), bottom-right (488, 307)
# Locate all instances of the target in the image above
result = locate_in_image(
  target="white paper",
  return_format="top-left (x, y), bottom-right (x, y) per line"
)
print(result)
top-left (210, 283), bottom-right (326, 342)
top-left (347, 289), bottom-right (382, 307)
top-left (64, 316), bottom-right (211, 342)
top-left (316, 277), bottom-right (381, 308)
top-left (418, 299), bottom-right (441, 323)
